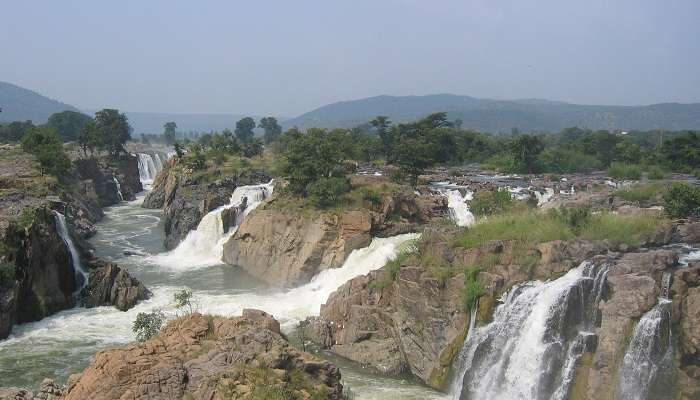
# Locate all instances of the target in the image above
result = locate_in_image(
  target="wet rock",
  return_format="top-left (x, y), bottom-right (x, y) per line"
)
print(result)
top-left (82, 261), bottom-right (151, 311)
top-left (61, 311), bottom-right (343, 400)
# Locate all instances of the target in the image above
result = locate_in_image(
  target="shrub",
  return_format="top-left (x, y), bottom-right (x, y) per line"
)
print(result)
top-left (663, 182), bottom-right (700, 218)
top-left (307, 177), bottom-right (351, 207)
top-left (0, 262), bottom-right (16, 287)
top-left (174, 288), bottom-right (195, 314)
top-left (538, 148), bottom-right (601, 173)
top-left (482, 153), bottom-right (515, 172)
top-left (549, 205), bottom-right (592, 233)
top-left (462, 267), bottom-right (484, 311)
top-left (694, 170), bottom-right (700, 180)
top-left (646, 165), bottom-right (665, 180)
top-left (448, 167), bottom-right (462, 177)
top-left (580, 213), bottom-right (663, 245)
top-left (470, 189), bottom-right (514, 216)
top-left (133, 310), bottom-right (166, 341)
top-left (359, 187), bottom-right (383, 207)
top-left (608, 163), bottom-right (642, 180)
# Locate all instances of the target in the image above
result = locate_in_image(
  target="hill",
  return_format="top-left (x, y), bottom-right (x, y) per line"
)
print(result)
top-left (284, 94), bottom-right (700, 133)
top-left (99, 111), bottom-right (263, 135)
top-left (0, 81), bottom-right (81, 124)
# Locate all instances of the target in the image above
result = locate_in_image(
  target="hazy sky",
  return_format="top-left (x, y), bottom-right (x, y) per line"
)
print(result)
top-left (1, 0), bottom-right (699, 116)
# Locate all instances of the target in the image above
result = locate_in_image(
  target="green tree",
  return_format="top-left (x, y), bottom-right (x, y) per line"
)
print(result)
top-left (21, 127), bottom-right (72, 177)
top-left (259, 116), bottom-right (282, 144)
top-left (163, 121), bottom-right (177, 145)
top-left (370, 116), bottom-right (392, 156)
top-left (663, 182), bottom-right (700, 218)
top-left (235, 117), bottom-right (256, 143)
top-left (46, 111), bottom-right (92, 142)
top-left (77, 120), bottom-right (100, 157)
top-left (0, 120), bottom-right (34, 142)
top-left (281, 128), bottom-right (348, 195)
top-left (93, 109), bottom-right (132, 157)
top-left (132, 310), bottom-right (166, 342)
top-left (661, 131), bottom-right (699, 172)
top-left (511, 134), bottom-right (545, 173)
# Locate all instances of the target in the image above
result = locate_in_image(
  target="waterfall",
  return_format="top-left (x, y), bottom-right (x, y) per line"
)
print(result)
top-left (449, 261), bottom-right (609, 400)
top-left (448, 300), bottom-right (479, 398)
top-left (52, 211), bottom-right (88, 294)
top-left (136, 153), bottom-right (162, 185)
top-left (534, 188), bottom-right (555, 207)
top-left (112, 176), bottom-right (124, 202)
top-left (617, 271), bottom-right (675, 400)
top-left (150, 181), bottom-right (274, 270)
top-left (432, 185), bottom-right (475, 227)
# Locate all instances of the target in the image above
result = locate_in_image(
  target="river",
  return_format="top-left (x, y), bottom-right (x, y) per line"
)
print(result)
top-left (0, 191), bottom-right (444, 399)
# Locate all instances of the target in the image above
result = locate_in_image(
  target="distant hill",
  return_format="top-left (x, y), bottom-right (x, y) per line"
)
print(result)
top-left (0, 81), bottom-right (81, 124)
top-left (284, 94), bottom-right (700, 133)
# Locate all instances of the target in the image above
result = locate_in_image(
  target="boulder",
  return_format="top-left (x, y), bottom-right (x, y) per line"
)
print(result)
top-left (82, 262), bottom-right (151, 311)
top-left (61, 311), bottom-right (343, 400)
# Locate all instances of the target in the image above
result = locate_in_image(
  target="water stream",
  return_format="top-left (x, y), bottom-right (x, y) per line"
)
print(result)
top-left (52, 211), bottom-right (89, 294)
top-left (0, 192), bottom-right (442, 399)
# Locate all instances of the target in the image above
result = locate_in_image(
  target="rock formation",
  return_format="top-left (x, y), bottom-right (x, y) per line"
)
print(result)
top-left (81, 260), bottom-right (151, 311)
top-left (35, 310), bottom-right (344, 400)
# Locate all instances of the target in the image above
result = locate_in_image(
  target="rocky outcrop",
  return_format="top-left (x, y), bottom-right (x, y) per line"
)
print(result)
top-left (74, 155), bottom-right (143, 207)
top-left (222, 190), bottom-right (447, 287)
top-left (143, 159), bottom-right (270, 249)
top-left (223, 209), bottom-right (372, 287)
top-left (81, 261), bottom-right (151, 311)
top-left (54, 310), bottom-right (343, 400)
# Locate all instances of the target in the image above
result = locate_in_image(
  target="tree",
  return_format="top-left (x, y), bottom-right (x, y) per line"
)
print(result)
top-left (163, 122), bottom-right (177, 144)
top-left (511, 134), bottom-right (545, 173)
top-left (21, 127), bottom-right (72, 177)
top-left (174, 288), bottom-right (196, 315)
top-left (661, 131), bottom-right (700, 172)
top-left (281, 128), bottom-right (349, 196)
top-left (173, 142), bottom-right (185, 158)
top-left (370, 116), bottom-right (392, 156)
top-left (664, 182), bottom-right (700, 218)
top-left (46, 111), bottom-right (91, 142)
top-left (259, 116), bottom-right (282, 144)
top-left (234, 117), bottom-right (256, 143)
top-left (77, 120), bottom-right (100, 157)
top-left (93, 109), bottom-right (132, 157)
top-left (132, 310), bottom-right (166, 342)
top-left (0, 120), bottom-right (34, 142)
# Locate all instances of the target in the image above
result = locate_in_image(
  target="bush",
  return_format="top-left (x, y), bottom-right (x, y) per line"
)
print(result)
top-left (470, 189), bottom-right (514, 216)
top-left (663, 182), bottom-right (700, 218)
top-left (608, 163), bottom-right (642, 180)
top-left (174, 288), bottom-right (195, 314)
top-left (0, 262), bottom-right (16, 287)
top-left (307, 177), bottom-right (351, 207)
top-left (482, 153), bottom-right (515, 172)
top-left (549, 205), bottom-right (592, 233)
top-left (448, 167), bottom-right (462, 177)
top-left (646, 165), bottom-right (665, 180)
top-left (537, 148), bottom-right (601, 173)
top-left (616, 182), bottom-right (668, 203)
top-left (580, 213), bottom-right (663, 244)
top-left (133, 310), bottom-right (166, 341)
top-left (359, 187), bottom-right (383, 207)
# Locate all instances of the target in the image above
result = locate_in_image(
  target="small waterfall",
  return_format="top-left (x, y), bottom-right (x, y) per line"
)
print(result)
top-left (433, 187), bottom-right (475, 227)
top-left (617, 271), bottom-right (676, 400)
top-left (448, 300), bottom-right (479, 398)
top-left (449, 261), bottom-right (609, 400)
top-left (534, 188), bottom-right (555, 207)
top-left (136, 153), bottom-right (162, 184)
top-left (112, 176), bottom-right (124, 202)
top-left (150, 181), bottom-right (274, 270)
top-left (52, 211), bottom-right (88, 294)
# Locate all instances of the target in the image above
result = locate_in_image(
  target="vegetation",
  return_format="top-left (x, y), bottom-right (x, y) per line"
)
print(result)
top-left (615, 182), bottom-right (668, 203)
top-left (132, 310), bottom-right (166, 341)
top-left (21, 126), bottom-right (72, 177)
top-left (0, 262), bottom-right (16, 287)
top-left (607, 163), bottom-right (642, 180)
top-left (46, 111), bottom-right (91, 142)
top-left (469, 190), bottom-right (515, 216)
top-left (462, 267), bottom-right (484, 311)
top-left (663, 182), bottom-right (700, 218)
top-left (174, 288), bottom-right (196, 315)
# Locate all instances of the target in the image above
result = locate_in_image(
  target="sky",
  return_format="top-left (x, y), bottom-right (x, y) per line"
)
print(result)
top-left (1, 0), bottom-right (699, 117)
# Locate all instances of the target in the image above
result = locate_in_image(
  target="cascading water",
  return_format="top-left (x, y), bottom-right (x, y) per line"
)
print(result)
top-left (52, 211), bottom-right (88, 294)
top-left (150, 181), bottom-right (274, 270)
top-left (616, 271), bottom-right (676, 400)
top-left (449, 261), bottom-right (609, 400)
top-left (112, 176), bottom-right (124, 201)
top-left (136, 153), bottom-right (162, 184)
top-left (430, 183), bottom-right (475, 227)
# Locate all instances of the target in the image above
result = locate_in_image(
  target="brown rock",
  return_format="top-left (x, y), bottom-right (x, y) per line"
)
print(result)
top-left (82, 262), bottom-right (151, 311)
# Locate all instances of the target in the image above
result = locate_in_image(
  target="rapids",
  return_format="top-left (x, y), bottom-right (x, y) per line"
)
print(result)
top-left (0, 191), bottom-right (443, 399)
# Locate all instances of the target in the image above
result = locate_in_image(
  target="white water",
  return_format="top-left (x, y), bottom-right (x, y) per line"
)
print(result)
top-left (447, 300), bottom-right (479, 399)
top-left (617, 299), bottom-right (674, 400)
top-left (112, 176), bottom-right (124, 202)
top-left (450, 261), bottom-right (608, 400)
top-left (136, 153), bottom-right (163, 185)
top-left (52, 211), bottom-right (88, 294)
top-left (149, 181), bottom-right (274, 270)
top-left (534, 188), bottom-right (555, 206)
top-left (442, 189), bottom-right (475, 227)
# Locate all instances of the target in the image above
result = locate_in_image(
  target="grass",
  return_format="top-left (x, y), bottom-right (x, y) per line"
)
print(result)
top-left (608, 163), bottom-right (642, 180)
top-left (462, 267), bottom-right (484, 311)
top-left (615, 182), bottom-right (668, 203)
top-left (452, 208), bottom-right (664, 250)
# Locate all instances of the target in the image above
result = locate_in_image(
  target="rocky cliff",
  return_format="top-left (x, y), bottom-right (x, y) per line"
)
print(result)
top-left (143, 158), bottom-right (270, 249)
top-left (5, 310), bottom-right (344, 400)
top-left (74, 154), bottom-right (142, 206)
top-left (222, 190), bottom-right (447, 287)
top-left (81, 259), bottom-right (151, 311)
top-left (306, 221), bottom-right (700, 398)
